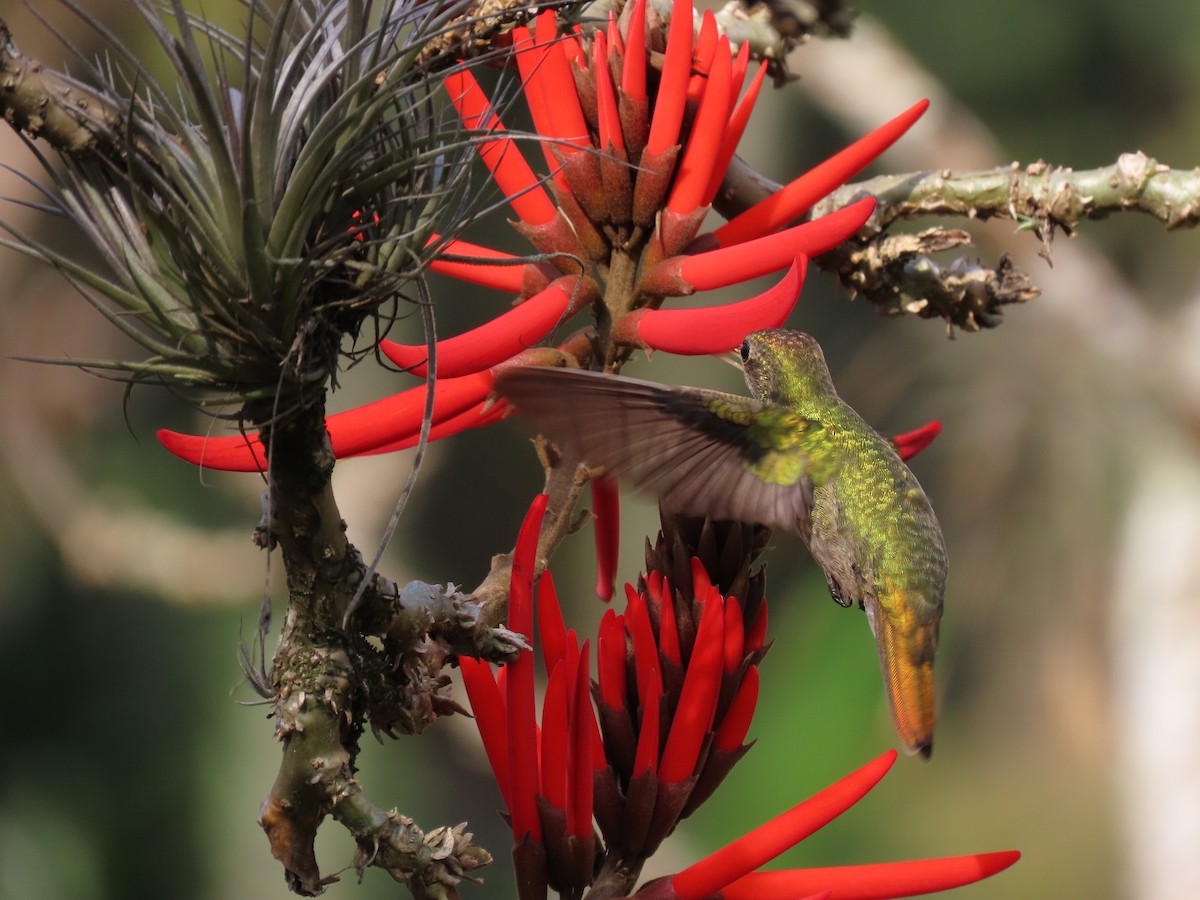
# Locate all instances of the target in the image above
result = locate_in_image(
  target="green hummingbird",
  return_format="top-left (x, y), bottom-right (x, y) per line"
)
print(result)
top-left (495, 329), bottom-right (946, 758)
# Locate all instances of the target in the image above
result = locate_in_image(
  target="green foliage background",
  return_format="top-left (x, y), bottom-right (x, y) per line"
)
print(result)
top-left (2, 2), bottom-right (1198, 898)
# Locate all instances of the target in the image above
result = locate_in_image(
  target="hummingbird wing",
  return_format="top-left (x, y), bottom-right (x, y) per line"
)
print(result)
top-left (496, 366), bottom-right (817, 531)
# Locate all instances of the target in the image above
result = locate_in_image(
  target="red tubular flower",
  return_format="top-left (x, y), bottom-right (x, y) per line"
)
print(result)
top-left (644, 0), bottom-right (693, 156)
top-left (688, 10), bottom-right (719, 96)
top-left (357, 398), bottom-right (508, 455)
top-left (633, 750), bottom-right (1020, 900)
top-left (506, 494), bottom-right (547, 846)
top-left (638, 198), bottom-right (875, 296)
top-left (621, 0), bottom-right (648, 103)
top-left (597, 608), bottom-right (628, 714)
top-left (620, 258), bottom-right (806, 355)
top-left (720, 851), bottom-right (1021, 899)
top-left (567, 642), bottom-right (595, 839)
top-left (156, 370), bottom-right (497, 471)
top-left (591, 477), bottom-right (621, 602)
top-left (443, 70), bottom-right (557, 227)
top-left (674, 751), bottom-right (899, 899)
top-left (713, 664), bottom-right (758, 752)
top-left (379, 276), bottom-right (589, 378)
top-left (458, 656), bottom-right (510, 807)
top-left (160, 0), bottom-right (929, 475)
top-left (704, 60), bottom-right (767, 207)
top-left (668, 36), bottom-right (732, 215)
top-left (593, 31), bottom-right (624, 153)
top-left (632, 675), bottom-right (661, 779)
top-left (427, 236), bottom-right (542, 295)
top-left (464, 505), bottom-right (1018, 899)
top-left (713, 99), bottom-right (931, 248)
top-left (462, 494), bottom-right (615, 898)
top-left (537, 571), bottom-right (569, 676)
top-left (658, 594), bottom-right (724, 784)
top-left (892, 420), bottom-right (942, 460)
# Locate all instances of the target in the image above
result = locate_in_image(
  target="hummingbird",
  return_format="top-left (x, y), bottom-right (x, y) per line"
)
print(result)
top-left (495, 329), bottom-right (946, 758)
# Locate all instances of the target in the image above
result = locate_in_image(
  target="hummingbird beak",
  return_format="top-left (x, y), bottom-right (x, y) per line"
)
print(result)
top-left (713, 349), bottom-right (744, 371)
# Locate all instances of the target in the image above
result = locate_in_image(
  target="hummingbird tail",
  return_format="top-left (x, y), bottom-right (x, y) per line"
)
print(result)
top-left (874, 616), bottom-right (937, 759)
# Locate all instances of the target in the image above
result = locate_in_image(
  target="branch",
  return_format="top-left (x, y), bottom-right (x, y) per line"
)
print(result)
top-left (260, 685), bottom-right (490, 898)
top-left (822, 153), bottom-right (1200, 232)
top-left (717, 153), bottom-right (1200, 331)
top-left (0, 17), bottom-right (122, 154)
top-left (250, 396), bottom-right (521, 895)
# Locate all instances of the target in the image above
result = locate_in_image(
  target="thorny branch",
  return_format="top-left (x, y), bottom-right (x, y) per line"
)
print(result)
top-left (719, 153), bottom-right (1200, 331)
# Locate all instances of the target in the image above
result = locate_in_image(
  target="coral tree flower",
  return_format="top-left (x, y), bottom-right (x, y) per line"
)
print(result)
top-left (157, 0), bottom-right (930, 472)
top-left (461, 497), bottom-right (1018, 899)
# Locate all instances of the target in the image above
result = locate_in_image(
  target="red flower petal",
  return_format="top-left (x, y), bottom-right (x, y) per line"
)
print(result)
top-left (594, 31), bottom-right (624, 153)
top-left (714, 100), bottom-right (929, 247)
top-left (626, 587), bottom-right (665, 707)
top-left (670, 750), bottom-right (898, 899)
top-left (621, 0), bottom-right (648, 103)
top-left (645, 0), bottom-right (693, 155)
top-left (597, 608), bottom-right (628, 713)
top-left (714, 665), bottom-right (758, 752)
top-left (722, 599), bottom-right (744, 674)
top-left (460, 658), bottom-right (511, 807)
top-left (507, 494), bottom-right (550, 843)
top-left (692, 557), bottom-right (715, 600)
top-left (668, 36), bottom-right (732, 215)
top-left (892, 420), bottom-right (941, 461)
top-left (703, 60), bottom-right (766, 207)
top-left (380, 276), bottom-right (576, 378)
top-left (606, 12), bottom-right (624, 57)
top-left (729, 40), bottom-right (750, 100)
top-left (568, 641), bottom-right (596, 837)
top-left (656, 576), bottom-right (682, 668)
top-left (687, 9), bottom-right (720, 98)
top-left (628, 257), bottom-right (806, 355)
top-left (357, 398), bottom-right (508, 456)
top-left (564, 24), bottom-right (587, 69)
top-left (538, 570), bottom-right (569, 677)
top-left (157, 371), bottom-right (495, 470)
top-left (592, 477), bottom-right (621, 602)
top-left (540, 658), bottom-right (572, 812)
top-left (429, 236), bottom-right (529, 294)
top-left (745, 600), bottom-right (768, 654)
top-left (659, 594), bottom-right (725, 784)
top-left (444, 70), bottom-right (556, 226)
top-left (633, 671), bottom-right (661, 778)
top-left (648, 198), bottom-right (873, 295)
top-left (720, 850), bottom-right (1021, 899)
top-left (532, 11), bottom-right (590, 151)
top-left (510, 26), bottom-right (559, 184)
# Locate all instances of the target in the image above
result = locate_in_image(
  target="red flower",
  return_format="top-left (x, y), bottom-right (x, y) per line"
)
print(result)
top-left (635, 749), bottom-right (1020, 899)
top-left (460, 497), bottom-right (1019, 900)
top-left (459, 495), bottom-right (606, 898)
top-left (157, 0), bottom-right (928, 471)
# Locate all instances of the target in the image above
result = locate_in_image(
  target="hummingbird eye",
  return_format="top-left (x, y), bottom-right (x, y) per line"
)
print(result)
top-left (739, 339), bottom-right (751, 363)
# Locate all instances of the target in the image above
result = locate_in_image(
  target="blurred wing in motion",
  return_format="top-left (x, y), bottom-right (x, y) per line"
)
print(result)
top-left (496, 366), bottom-right (817, 531)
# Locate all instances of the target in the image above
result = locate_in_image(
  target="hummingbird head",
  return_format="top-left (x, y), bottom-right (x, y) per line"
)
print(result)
top-left (739, 329), bottom-right (836, 405)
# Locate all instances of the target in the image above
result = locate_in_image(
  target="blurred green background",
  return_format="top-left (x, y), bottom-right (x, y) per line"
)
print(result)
top-left (3, 1), bottom-right (1199, 898)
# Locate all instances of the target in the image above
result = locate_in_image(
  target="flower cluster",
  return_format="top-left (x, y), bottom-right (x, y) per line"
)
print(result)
top-left (156, 0), bottom-right (929, 473)
top-left (462, 495), bottom-right (1019, 899)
